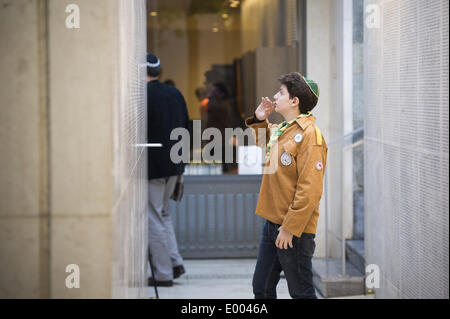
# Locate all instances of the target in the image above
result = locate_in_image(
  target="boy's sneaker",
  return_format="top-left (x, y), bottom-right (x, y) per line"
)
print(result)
top-left (173, 265), bottom-right (186, 279)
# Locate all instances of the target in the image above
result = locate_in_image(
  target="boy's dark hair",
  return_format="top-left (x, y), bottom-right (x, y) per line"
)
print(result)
top-left (279, 72), bottom-right (318, 114)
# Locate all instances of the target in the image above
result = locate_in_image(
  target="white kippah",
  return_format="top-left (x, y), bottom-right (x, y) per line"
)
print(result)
top-left (147, 58), bottom-right (160, 68)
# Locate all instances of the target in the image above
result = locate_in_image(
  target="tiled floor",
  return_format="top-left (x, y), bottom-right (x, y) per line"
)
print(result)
top-left (144, 259), bottom-right (321, 299)
top-left (142, 259), bottom-right (375, 299)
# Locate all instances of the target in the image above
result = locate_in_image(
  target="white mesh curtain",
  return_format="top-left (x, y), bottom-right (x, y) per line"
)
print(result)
top-left (364, 0), bottom-right (449, 298)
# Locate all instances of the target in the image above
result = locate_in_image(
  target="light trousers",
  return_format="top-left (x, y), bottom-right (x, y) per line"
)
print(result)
top-left (147, 176), bottom-right (183, 281)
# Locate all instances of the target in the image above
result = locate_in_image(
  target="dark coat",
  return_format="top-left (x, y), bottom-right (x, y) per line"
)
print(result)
top-left (147, 80), bottom-right (189, 180)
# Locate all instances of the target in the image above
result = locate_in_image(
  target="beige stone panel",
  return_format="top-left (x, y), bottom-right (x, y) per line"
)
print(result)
top-left (307, 0), bottom-right (331, 134)
top-left (48, 0), bottom-right (116, 216)
top-left (51, 216), bottom-right (112, 298)
top-left (307, 0), bottom-right (332, 258)
top-left (0, 0), bottom-right (40, 217)
top-left (0, 217), bottom-right (40, 298)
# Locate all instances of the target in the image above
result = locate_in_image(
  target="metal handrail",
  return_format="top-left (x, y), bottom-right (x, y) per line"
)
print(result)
top-left (324, 127), bottom-right (364, 278)
top-left (327, 127), bottom-right (364, 146)
top-left (341, 139), bottom-right (364, 277)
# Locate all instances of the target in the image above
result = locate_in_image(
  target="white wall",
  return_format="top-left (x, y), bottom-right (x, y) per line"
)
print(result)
top-left (306, 0), bottom-right (332, 258)
top-left (364, 0), bottom-right (449, 299)
top-left (307, 0), bottom-right (355, 258)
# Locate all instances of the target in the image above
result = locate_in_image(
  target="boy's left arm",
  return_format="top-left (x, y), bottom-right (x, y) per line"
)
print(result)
top-left (281, 139), bottom-right (326, 238)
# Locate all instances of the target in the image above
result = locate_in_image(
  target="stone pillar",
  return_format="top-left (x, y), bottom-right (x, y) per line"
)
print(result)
top-left (0, 0), bottom-right (49, 298)
top-left (47, 0), bottom-right (116, 298)
top-left (306, 0), bottom-right (332, 258)
top-left (0, 0), bottom-right (147, 298)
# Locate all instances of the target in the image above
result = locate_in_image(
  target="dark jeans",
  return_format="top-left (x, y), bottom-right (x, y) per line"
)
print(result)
top-left (252, 220), bottom-right (317, 299)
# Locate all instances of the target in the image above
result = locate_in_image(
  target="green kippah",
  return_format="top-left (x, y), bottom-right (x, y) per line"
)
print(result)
top-left (303, 76), bottom-right (319, 99)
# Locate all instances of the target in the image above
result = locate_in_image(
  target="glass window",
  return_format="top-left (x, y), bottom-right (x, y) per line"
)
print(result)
top-left (147, 0), bottom-right (305, 175)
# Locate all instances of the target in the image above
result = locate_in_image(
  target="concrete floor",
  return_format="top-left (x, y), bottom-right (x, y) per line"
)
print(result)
top-left (143, 259), bottom-right (374, 299)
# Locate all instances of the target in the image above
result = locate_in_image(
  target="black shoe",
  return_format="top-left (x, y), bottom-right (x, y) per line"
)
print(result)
top-left (173, 265), bottom-right (186, 279)
top-left (148, 277), bottom-right (173, 287)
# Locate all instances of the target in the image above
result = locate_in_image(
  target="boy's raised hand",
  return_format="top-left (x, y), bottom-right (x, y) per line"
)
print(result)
top-left (255, 97), bottom-right (275, 121)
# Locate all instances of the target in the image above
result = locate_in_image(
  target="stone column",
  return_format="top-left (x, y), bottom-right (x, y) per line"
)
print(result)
top-left (0, 0), bottom-right (147, 298)
top-left (0, 0), bottom-right (50, 299)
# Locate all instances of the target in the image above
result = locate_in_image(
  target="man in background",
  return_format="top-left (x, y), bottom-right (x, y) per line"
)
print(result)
top-left (146, 53), bottom-right (189, 287)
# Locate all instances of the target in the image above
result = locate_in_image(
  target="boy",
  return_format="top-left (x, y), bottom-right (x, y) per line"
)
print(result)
top-left (246, 72), bottom-right (328, 299)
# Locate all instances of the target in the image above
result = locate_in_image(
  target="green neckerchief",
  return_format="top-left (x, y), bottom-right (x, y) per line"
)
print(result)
top-left (266, 112), bottom-right (312, 161)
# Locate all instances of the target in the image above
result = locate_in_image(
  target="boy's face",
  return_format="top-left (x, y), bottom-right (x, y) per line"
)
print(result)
top-left (273, 84), bottom-right (298, 115)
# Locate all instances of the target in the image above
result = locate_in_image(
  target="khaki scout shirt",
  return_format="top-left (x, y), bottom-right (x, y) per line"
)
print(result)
top-left (245, 115), bottom-right (328, 238)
